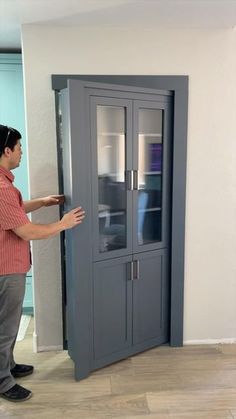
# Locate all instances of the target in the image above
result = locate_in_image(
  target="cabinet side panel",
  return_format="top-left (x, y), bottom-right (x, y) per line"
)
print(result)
top-left (60, 88), bottom-right (75, 359)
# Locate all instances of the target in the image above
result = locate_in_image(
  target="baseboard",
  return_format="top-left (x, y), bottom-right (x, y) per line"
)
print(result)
top-left (37, 345), bottom-right (63, 352)
top-left (33, 331), bottom-right (63, 352)
top-left (184, 338), bottom-right (236, 345)
top-left (33, 331), bottom-right (38, 353)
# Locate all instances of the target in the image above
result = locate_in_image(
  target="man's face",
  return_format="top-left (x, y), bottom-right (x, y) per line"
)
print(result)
top-left (9, 140), bottom-right (22, 169)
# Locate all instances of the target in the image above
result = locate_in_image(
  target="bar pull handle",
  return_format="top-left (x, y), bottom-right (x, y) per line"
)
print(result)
top-left (126, 170), bottom-right (133, 190)
top-left (127, 261), bottom-right (134, 281)
top-left (133, 260), bottom-right (140, 280)
top-left (133, 170), bottom-right (139, 190)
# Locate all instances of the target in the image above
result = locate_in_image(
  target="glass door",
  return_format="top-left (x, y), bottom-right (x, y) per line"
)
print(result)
top-left (90, 96), bottom-right (133, 261)
top-left (133, 100), bottom-right (172, 253)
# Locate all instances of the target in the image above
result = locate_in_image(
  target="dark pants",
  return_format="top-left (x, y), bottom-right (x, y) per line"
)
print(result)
top-left (0, 274), bottom-right (26, 393)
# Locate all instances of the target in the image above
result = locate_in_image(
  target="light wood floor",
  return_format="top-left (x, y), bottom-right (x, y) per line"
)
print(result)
top-left (1, 319), bottom-right (236, 418)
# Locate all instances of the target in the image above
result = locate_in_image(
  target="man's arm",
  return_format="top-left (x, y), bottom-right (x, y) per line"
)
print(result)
top-left (12, 207), bottom-right (85, 241)
top-left (23, 195), bottom-right (65, 213)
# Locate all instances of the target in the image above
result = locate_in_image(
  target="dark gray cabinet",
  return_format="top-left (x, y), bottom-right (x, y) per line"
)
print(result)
top-left (57, 79), bottom-right (173, 380)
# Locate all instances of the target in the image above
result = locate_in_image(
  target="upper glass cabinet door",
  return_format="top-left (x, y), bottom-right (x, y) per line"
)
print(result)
top-left (133, 100), bottom-right (171, 252)
top-left (90, 97), bottom-right (133, 259)
top-left (97, 105), bottom-right (126, 252)
top-left (138, 108), bottom-right (163, 245)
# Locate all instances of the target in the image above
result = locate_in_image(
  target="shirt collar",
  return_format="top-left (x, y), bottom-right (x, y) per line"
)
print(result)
top-left (0, 166), bottom-right (14, 183)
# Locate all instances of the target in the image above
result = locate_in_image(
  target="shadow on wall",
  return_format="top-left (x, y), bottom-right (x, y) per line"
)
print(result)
top-left (30, 163), bottom-right (61, 222)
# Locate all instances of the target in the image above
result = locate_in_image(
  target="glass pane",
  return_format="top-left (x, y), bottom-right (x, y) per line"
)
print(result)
top-left (138, 108), bottom-right (163, 245)
top-left (97, 106), bottom-right (127, 253)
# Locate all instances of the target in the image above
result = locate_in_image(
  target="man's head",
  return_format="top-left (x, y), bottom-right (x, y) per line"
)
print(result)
top-left (0, 124), bottom-right (22, 169)
top-left (0, 125), bottom-right (21, 157)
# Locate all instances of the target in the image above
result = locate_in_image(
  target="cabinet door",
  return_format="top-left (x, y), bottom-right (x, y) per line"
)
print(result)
top-left (93, 256), bottom-right (132, 367)
top-left (90, 96), bottom-right (133, 261)
top-left (58, 80), bottom-right (173, 380)
top-left (132, 100), bottom-right (172, 253)
top-left (132, 249), bottom-right (169, 346)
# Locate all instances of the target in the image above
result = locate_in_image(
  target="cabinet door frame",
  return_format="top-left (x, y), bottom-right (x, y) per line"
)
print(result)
top-left (132, 249), bottom-right (169, 346)
top-left (53, 75), bottom-right (188, 355)
top-left (89, 92), bottom-right (172, 260)
top-left (132, 99), bottom-right (172, 254)
top-left (92, 255), bottom-right (133, 369)
top-left (90, 95), bottom-right (133, 261)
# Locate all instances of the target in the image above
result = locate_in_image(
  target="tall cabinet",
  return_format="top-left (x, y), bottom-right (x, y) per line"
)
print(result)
top-left (57, 79), bottom-right (173, 380)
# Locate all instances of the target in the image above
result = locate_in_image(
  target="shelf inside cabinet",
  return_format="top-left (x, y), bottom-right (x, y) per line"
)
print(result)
top-left (138, 207), bottom-right (161, 213)
top-left (99, 132), bottom-right (125, 136)
top-left (143, 171), bottom-right (162, 175)
top-left (99, 210), bottom-right (125, 218)
top-left (139, 133), bottom-right (162, 137)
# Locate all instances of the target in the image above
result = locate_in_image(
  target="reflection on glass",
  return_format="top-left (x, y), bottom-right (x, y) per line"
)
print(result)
top-left (138, 108), bottom-right (163, 245)
top-left (97, 106), bottom-right (127, 252)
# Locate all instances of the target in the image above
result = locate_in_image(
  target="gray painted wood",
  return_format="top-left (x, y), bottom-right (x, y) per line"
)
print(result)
top-left (132, 98), bottom-right (172, 255)
top-left (170, 88), bottom-right (188, 346)
top-left (93, 256), bottom-right (133, 361)
top-left (90, 95), bottom-right (133, 261)
top-left (53, 75), bottom-right (188, 350)
top-left (60, 81), bottom-right (94, 379)
top-left (51, 74), bottom-right (187, 92)
top-left (132, 249), bottom-right (169, 346)
top-left (53, 76), bottom-right (188, 380)
top-left (92, 250), bottom-right (169, 366)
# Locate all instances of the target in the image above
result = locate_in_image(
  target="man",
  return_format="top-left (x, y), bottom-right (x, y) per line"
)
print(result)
top-left (0, 124), bottom-right (85, 402)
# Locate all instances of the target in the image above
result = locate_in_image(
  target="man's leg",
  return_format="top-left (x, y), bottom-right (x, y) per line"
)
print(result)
top-left (0, 274), bottom-right (25, 393)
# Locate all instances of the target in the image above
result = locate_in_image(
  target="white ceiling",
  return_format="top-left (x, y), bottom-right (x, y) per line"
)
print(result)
top-left (0, 0), bottom-right (236, 49)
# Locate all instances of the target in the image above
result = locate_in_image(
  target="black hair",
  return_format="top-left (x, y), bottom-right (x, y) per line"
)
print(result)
top-left (0, 124), bottom-right (21, 157)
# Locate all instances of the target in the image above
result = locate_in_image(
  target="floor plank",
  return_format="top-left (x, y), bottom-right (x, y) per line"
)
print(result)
top-left (147, 389), bottom-right (236, 413)
top-left (1, 318), bottom-right (236, 419)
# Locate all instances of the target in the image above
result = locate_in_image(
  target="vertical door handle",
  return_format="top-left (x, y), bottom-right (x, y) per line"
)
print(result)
top-left (133, 260), bottom-right (140, 280)
top-left (126, 170), bottom-right (133, 190)
top-left (127, 261), bottom-right (134, 280)
top-left (133, 170), bottom-right (139, 190)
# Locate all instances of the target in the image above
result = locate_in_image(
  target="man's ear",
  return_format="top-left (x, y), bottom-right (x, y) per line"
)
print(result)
top-left (3, 147), bottom-right (12, 157)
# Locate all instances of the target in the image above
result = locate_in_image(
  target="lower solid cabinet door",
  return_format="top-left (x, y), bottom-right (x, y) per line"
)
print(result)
top-left (132, 249), bottom-right (169, 346)
top-left (93, 255), bottom-right (133, 366)
top-left (92, 249), bottom-right (169, 369)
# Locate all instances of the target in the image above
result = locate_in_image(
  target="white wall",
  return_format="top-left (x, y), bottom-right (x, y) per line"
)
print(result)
top-left (21, 25), bottom-right (236, 349)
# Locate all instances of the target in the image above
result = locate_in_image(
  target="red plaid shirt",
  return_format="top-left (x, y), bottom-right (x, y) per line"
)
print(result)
top-left (0, 166), bottom-right (31, 275)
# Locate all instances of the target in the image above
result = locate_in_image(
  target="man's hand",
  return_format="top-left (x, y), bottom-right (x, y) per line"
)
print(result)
top-left (24, 195), bottom-right (65, 213)
top-left (42, 195), bottom-right (65, 207)
top-left (61, 207), bottom-right (85, 229)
